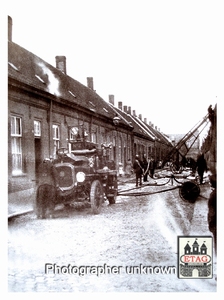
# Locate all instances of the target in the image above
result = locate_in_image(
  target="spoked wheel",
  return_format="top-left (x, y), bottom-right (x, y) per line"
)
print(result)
top-left (90, 180), bottom-right (104, 214)
top-left (179, 181), bottom-right (200, 203)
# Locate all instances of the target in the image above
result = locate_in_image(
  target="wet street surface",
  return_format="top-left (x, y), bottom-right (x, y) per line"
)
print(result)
top-left (8, 176), bottom-right (217, 292)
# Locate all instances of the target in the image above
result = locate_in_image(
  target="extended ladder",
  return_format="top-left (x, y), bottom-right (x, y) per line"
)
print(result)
top-left (163, 113), bottom-right (210, 165)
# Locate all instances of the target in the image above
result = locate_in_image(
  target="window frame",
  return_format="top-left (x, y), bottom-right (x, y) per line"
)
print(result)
top-left (11, 115), bottom-right (23, 175)
top-left (52, 124), bottom-right (60, 157)
top-left (34, 120), bottom-right (41, 137)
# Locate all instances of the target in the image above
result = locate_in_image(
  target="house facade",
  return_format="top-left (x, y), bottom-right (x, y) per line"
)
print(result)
top-left (8, 16), bottom-right (172, 196)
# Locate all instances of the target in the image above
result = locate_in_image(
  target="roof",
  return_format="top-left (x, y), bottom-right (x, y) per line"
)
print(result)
top-left (184, 243), bottom-right (191, 249)
top-left (8, 41), bottom-right (132, 129)
top-left (109, 104), bottom-right (154, 141)
top-left (193, 240), bottom-right (199, 246)
top-left (109, 103), bottom-right (172, 146)
top-left (133, 116), bottom-right (172, 145)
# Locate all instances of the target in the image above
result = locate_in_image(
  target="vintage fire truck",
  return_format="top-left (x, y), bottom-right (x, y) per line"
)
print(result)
top-left (47, 127), bottom-right (118, 214)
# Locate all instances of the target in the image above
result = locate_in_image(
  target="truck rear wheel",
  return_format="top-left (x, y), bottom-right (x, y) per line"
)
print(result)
top-left (90, 180), bottom-right (104, 214)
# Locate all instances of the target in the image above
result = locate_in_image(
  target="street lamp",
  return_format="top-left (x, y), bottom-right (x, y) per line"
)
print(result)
top-left (108, 115), bottom-right (121, 170)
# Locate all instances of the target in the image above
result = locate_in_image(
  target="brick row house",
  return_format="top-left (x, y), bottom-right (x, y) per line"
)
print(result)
top-left (8, 16), bottom-right (172, 197)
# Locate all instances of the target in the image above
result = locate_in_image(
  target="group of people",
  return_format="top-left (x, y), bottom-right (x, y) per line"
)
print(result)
top-left (132, 154), bottom-right (156, 187)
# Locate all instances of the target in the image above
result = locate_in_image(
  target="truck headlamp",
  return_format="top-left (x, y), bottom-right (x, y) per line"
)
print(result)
top-left (76, 172), bottom-right (86, 182)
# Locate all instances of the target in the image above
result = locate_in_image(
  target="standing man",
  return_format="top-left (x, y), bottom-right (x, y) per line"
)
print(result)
top-left (149, 157), bottom-right (156, 178)
top-left (36, 158), bottom-right (59, 219)
top-left (208, 174), bottom-right (217, 255)
top-left (196, 153), bottom-right (207, 184)
top-left (133, 155), bottom-right (144, 187)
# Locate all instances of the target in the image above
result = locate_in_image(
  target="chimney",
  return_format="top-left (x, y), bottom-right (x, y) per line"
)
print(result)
top-left (118, 101), bottom-right (123, 110)
top-left (155, 126), bottom-right (157, 130)
top-left (55, 56), bottom-right (67, 74)
top-left (133, 110), bottom-right (136, 117)
top-left (109, 94), bottom-right (115, 105)
top-left (8, 16), bottom-right (12, 41)
top-left (144, 118), bottom-right (147, 124)
top-left (128, 106), bottom-right (131, 114)
top-left (123, 105), bottom-right (128, 113)
top-left (87, 77), bottom-right (94, 90)
top-left (139, 114), bottom-right (142, 120)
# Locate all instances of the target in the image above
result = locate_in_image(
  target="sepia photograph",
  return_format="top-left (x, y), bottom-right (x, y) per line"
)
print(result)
top-left (4, 0), bottom-right (223, 297)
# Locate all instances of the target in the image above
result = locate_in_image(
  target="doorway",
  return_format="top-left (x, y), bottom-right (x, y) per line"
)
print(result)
top-left (34, 138), bottom-right (42, 175)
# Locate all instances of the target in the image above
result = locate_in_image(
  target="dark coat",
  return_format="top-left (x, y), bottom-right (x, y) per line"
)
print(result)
top-left (208, 189), bottom-right (216, 232)
top-left (208, 174), bottom-right (216, 234)
top-left (133, 159), bottom-right (143, 176)
top-left (37, 160), bottom-right (59, 187)
top-left (196, 154), bottom-right (207, 172)
top-left (149, 159), bottom-right (156, 170)
top-left (142, 157), bottom-right (148, 171)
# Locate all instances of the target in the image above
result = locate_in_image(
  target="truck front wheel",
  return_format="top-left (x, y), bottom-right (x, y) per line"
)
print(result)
top-left (90, 180), bottom-right (104, 214)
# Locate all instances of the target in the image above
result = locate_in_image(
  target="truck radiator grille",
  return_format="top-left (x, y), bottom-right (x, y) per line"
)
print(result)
top-left (56, 165), bottom-right (74, 188)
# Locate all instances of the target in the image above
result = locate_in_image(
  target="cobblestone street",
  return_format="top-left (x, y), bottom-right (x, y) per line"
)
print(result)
top-left (8, 177), bottom-right (217, 293)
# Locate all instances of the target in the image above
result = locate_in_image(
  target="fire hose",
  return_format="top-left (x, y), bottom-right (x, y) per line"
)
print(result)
top-left (117, 175), bottom-right (201, 203)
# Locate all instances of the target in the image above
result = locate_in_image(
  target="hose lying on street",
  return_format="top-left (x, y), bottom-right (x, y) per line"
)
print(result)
top-left (117, 176), bottom-right (182, 197)
top-left (117, 185), bottom-right (180, 197)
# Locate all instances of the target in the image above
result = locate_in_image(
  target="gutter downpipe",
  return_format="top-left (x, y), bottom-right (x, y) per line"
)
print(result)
top-left (49, 99), bottom-right (53, 157)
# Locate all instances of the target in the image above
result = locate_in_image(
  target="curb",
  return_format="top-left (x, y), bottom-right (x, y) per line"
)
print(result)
top-left (8, 209), bottom-right (33, 220)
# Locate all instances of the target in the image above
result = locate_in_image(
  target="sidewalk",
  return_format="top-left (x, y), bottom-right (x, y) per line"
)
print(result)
top-left (8, 188), bottom-right (36, 219)
top-left (7, 176), bottom-right (135, 219)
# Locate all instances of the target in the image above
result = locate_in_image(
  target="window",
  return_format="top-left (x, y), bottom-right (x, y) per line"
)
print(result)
top-left (91, 131), bottom-right (97, 143)
top-left (69, 126), bottom-right (79, 141)
top-left (11, 116), bottom-right (22, 175)
top-left (52, 124), bottom-right (60, 157)
top-left (34, 120), bottom-right (41, 137)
